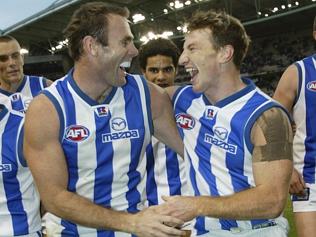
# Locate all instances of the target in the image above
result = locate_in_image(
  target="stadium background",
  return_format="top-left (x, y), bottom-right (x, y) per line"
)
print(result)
top-left (1, 0), bottom-right (316, 236)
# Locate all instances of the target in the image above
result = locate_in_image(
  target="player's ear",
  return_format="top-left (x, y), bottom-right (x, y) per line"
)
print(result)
top-left (82, 35), bottom-right (98, 57)
top-left (20, 52), bottom-right (25, 66)
top-left (218, 45), bottom-right (234, 64)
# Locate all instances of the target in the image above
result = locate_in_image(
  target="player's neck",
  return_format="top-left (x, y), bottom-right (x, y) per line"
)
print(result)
top-left (0, 78), bottom-right (23, 93)
top-left (96, 87), bottom-right (112, 104)
top-left (73, 63), bottom-right (112, 102)
top-left (204, 73), bottom-right (245, 105)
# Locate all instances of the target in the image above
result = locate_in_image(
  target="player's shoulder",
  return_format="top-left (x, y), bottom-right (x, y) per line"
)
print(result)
top-left (252, 106), bottom-right (291, 141)
top-left (27, 93), bottom-right (54, 114)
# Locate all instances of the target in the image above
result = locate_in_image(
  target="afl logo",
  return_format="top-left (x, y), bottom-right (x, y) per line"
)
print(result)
top-left (176, 113), bottom-right (195, 130)
top-left (307, 81), bottom-right (316, 92)
top-left (65, 125), bottom-right (90, 142)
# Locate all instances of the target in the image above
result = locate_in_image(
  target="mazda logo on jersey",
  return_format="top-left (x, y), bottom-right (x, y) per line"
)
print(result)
top-left (102, 117), bottom-right (139, 143)
top-left (111, 117), bottom-right (126, 131)
top-left (214, 127), bottom-right (228, 140)
top-left (307, 81), bottom-right (316, 92)
top-left (0, 164), bottom-right (12, 172)
top-left (204, 126), bottom-right (237, 154)
top-left (65, 125), bottom-right (90, 142)
top-left (204, 133), bottom-right (237, 154)
top-left (204, 127), bottom-right (237, 154)
top-left (175, 113), bottom-right (195, 130)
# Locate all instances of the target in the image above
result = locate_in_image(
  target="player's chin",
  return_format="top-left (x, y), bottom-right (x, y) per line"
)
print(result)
top-left (7, 75), bottom-right (22, 83)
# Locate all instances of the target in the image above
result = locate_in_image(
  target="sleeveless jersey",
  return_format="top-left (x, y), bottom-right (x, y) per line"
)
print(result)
top-left (0, 75), bottom-right (48, 113)
top-left (146, 137), bottom-right (189, 205)
top-left (42, 70), bottom-right (153, 236)
top-left (173, 78), bottom-right (288, 235)
top-left (0, 105), bottom-right (41, 236)
top-left (293, 54), bottom-right (316, 183)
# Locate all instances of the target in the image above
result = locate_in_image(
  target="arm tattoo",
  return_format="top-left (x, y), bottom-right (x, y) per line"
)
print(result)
top-left (251, 107), bottom-right (293, 162)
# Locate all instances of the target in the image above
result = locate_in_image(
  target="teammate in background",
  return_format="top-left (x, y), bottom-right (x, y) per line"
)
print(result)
top-left (0, 104), bottom-right (41, 236)
top-left (0, 35), bottom-right (52, 113)
top-left (24, 2), bottom-right (185, 237)
top-left (273, 16), bottom-right (316, 237)
top-left (139, 38), bottom-right (179, 88)
top-left (157, 10), bottom-right (293, 237)
top-left (138, 38), bottom-right (188, 205)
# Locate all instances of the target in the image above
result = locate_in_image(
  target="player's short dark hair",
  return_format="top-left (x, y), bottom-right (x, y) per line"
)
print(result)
top-left (187, 10), bottom-right (251, 69)
top-left (138, 38), bottom-right (180, 70)
top-left (64, 1), bottom-right (129, 61)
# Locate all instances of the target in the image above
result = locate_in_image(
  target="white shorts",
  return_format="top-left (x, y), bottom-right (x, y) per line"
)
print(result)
top-left (193, 218), bottom-right (288, 237)
top-left (6, 232), bottom-right (42, 237)
top-left (292, 183), bottom-right (316, 212)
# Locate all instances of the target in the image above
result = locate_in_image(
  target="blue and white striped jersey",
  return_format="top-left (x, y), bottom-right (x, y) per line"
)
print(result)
top-left (173, 78), bottom-right (288, 235)
top-left (0, 105), bottom-right (41, 236)
top-left (146, 137), bottom-right (189, 205)
top-left (293, 54), bottom-right (316, 184)
top-left (42, 70), bottom-right (153, 236)
top-left (0, 75), bottom-right (48, 113)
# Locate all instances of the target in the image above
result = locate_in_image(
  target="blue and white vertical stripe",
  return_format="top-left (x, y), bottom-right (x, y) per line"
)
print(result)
top-left (173, 78), bottom-right (287, 235)
top-left (42, 70), bottom-right (153, 236)
top-left (0, 105), bottom-right (41, 236)
top-left (146, 137), bottom-right (189, 205)
top-left (0, 75), bottom-right (48, 113)
top-left (293, 54), bottom-right (316, 184)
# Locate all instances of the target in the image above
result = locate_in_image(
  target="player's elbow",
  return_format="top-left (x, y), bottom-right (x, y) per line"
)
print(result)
top-left (268, 193), bottom-right (288, 218)
top-left (41, 189), bottom-right (70, 217)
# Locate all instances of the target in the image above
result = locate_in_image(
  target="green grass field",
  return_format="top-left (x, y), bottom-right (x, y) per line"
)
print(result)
top-left (284, 196), bottom-right (297, 237)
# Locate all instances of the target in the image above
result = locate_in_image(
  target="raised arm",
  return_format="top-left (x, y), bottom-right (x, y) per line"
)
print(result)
top-left (273, 64), bottom-right (298, 113)
top-left (158, 107), bottom-right (293, 221)
top-left (148, 82), bottom-right (184, 157)
top-left (24, 94), bottom-right (184, 236)
top-left (273, 64), bottom-right (306, 195)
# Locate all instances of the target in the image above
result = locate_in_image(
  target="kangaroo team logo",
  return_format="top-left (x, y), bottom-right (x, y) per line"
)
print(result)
top-left (175, 113), bottom-right (195, 130)
top-left (307, 81), bottom-right (316, 92)
top-left (65, 125), bottom-right (90, 142)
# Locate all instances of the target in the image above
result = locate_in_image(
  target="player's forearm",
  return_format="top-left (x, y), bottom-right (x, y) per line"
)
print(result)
top-left (153, 97), bottom-right (184, 157)
top-left (43, 189), bottom-right (135, 233)
top-left (196, 186), bottom-right (287, 219)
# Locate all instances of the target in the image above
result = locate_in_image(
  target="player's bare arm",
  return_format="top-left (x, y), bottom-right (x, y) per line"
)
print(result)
top-left (24, 94), bottom-right (185, 237)
top-left (157, 107), bottom-right (293, 221)
top-left (273, 64), bottom-right (306, 195)
top-left (149, 82), bottom-right (184, 157)
top-left (273, 64), bottom-right (298, 113)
